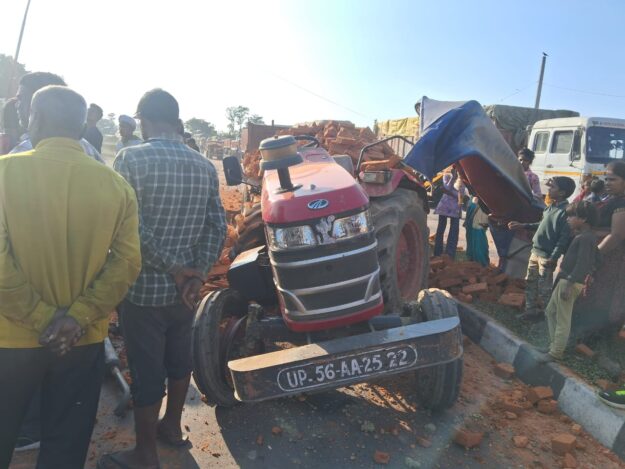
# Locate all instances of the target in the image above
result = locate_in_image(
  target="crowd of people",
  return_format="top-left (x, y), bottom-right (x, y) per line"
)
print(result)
top-left (0, 72), bottom-right (226, 469)
top-left (0, 69), bottom-right (625, 468)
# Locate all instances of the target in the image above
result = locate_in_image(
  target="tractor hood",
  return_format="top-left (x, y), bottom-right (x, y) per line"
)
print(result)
top-left (261, 148), bottom-right (369, 225)
top-left (404, 97), bottom-right (544, 223)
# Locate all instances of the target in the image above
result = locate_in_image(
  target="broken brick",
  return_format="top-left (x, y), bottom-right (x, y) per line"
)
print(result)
top-left (487, 272), bottom-right (508, 285)
top-left (373, 450), bottom-right (390, 465)
top-left (571, 424), bottom-right (582, 435)
top-left (563, 452), bottom-right (577, 468)
top-left (498, 293), bottom-right (525, 308)
top-left (596, 379), bottom-right (619, 392)
top-left (271, 426), bottom-right (283, 436)
top-left (527, 386), bottom-right (554, 404)
top-left (468, 276), bottom-right (477, 284)
top-left (256, 434), bottom-right (264, 446)
top-left (500, 397), bottom-right (526, 415)
top-left (439, 277), bottom-right (463, 289)
top-left (455, 292), bottom-right (473, 303)
top-left (430, 257), bottom-right (446, 270)
top-left (574, 343), bottom-right (595, 358)
top-left (537, 399), bottom-right (558, 414)
top-left (453, 428), bottom-right (483, 449)
top-left (416, 436), bottom-right (432, 448)
top-left (462, 282), bottom-right (488, 294)
top-left (494, 363), bottom-right (515, 379)
top-left (513, 435), bottom-right (529, 448)
top-left (504, 411), bottom-right (518, 420)
top-left (551, 434), bottom-right (576, 455)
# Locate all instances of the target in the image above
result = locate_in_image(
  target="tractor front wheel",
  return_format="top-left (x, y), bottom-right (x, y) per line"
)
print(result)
top-left (191, 289), bottom-right (249, 407)
top-left (413, 289), bottom-right (463, 411)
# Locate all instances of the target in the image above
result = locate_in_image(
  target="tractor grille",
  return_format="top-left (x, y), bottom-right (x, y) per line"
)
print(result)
top-left (269, 232), bottom-right (382, 323)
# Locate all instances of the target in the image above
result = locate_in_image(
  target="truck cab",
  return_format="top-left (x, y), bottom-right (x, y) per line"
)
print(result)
top-left (528, 116), bottom-right (625, 197)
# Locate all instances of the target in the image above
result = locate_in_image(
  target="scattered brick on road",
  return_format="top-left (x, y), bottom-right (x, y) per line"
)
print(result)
top-left (373, 450), bottom-right (390, 465)
top-left (537, 399), bottom-right (558, 414)
top-left (513, 435), bottom-right (529, 448)
top-left (527, 386), bottom-right (554, 404)
top-left (551, 433), bottom-right (577, 455)
top-left (494, 362), bottom-right (515, 379)
top-left (563, 452), bottom-right (578, 468)
top-left (453, 428), bottom-right (484, 449)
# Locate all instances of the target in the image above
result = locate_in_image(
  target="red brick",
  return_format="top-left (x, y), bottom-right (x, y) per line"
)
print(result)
top-left (563, 452), bottom-right (578, 468)
top-left (574, 343), bottom-right (595, 358)
top-left (504, 284), bottom-right (525, 294)
top-left (439, 277), bottom-right (463, 289)
top-left (527, 386), bottom-right (554, 404)
top-left (453, 428), bottom-right (483, 449)
top-left (551, 434), bottom-right (576, 455)
top-left (271, 426), bottom-right (283, 436)
top-left (487, 272), bottom-right (508, 285)
top-left (468, 276), bottom-right (477, 284)
top-left (513, 435), bottom-right (529, 448)
top-left (494, 363), bottom-right (515, 379)
top-left (455, 293), bottom-right (473, 303)
top-left (499, 397), bottom-right (525, 414)
top-left (596, 379), bottom-right (619, 392)
top-left (373, 450), bottom-right (390, 465)
top-left (462, 282), bottom-right (488, 294)
top-left (430, 257), bottom-right (446, 270)
top-left (571, 424), bottom-right (582, 435)
top-left (416, 436), bottom-right (432, 448)
top-left (504, 411), bottom-right (518, 420)
top-left (498, 293), bottom-right (525, 308)
top-left (537, 399), bottom-right (558, 414)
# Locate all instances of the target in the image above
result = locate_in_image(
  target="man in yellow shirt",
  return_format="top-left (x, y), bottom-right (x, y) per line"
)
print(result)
top-left (0, 85), bottom-right (141, 469)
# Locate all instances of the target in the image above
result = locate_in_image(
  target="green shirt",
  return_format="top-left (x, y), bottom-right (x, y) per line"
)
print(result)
top-left (0, 138), bottom-right (142, 348)
top-left (524, 200), bottom-right (571, 261)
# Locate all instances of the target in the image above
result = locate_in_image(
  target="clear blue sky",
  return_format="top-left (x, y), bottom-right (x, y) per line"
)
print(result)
top-left (2, 0), bottom-right (624, 130)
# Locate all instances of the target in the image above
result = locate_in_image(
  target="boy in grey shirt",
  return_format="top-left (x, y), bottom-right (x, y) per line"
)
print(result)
top-left (541, 201), bottom-right (599, 361)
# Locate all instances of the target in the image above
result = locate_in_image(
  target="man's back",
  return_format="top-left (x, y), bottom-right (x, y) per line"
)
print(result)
top-left (114, 138), bottom-right (225, 306)
top-left (0, 137), bottom-right (140, 347)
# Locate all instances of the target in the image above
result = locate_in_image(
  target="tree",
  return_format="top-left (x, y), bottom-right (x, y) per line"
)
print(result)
top-left (225, 105), bottom-right (249, 138)
top-left (98, 113), bottom-right (118, 136)
top-left (248, 114), bottom-right (265, 125)
top-left (185, 118), bottom-right (216, 137)
top-left (0, 54), bottom-right (28, 99)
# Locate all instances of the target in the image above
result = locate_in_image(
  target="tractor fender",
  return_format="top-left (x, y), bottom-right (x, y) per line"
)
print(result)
top-left (361, 170), bottom-right (428, 206)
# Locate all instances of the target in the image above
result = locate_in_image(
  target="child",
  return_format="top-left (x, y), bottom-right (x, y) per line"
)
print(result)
top-left (540, 201), bottom-right (599, 361)
top-left (585, 178), bottom-right (606, 203)
top-left (464, 197), bottom-right (490, 266)
top-left (508, 176), bottom-right (576, 321)
top-left (433, 168), bottom-right (464, 259)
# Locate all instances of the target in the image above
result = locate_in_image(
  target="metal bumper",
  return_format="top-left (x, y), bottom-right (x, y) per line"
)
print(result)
top-left (228, 316), bottom-right (463, 402)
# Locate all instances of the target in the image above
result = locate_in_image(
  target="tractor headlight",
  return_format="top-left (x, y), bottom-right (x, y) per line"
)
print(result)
top-left (331, 210), bottom-right (372, 240)
top-left (267, 225), bottom-right (317, 250)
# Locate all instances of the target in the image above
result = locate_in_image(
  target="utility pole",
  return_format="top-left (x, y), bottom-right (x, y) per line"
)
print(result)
top-left (6, 0), bottom-right (32, 97)
top-left (534, 52), bottom-right (548, 109)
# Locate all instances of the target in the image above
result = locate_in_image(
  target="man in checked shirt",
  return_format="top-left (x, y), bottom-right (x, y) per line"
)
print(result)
top-left (99, 89), bottom-right (226, 469)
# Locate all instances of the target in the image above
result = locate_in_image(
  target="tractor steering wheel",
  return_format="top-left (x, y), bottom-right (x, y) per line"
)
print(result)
top-left (293, 135), bottom-right (320, 148)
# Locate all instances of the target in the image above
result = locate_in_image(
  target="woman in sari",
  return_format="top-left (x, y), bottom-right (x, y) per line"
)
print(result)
top-left (464, 197), bottom-right (490, 266)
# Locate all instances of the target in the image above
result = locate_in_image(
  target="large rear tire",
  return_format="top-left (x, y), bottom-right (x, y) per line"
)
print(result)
top-left (370, 188), bottom-right (429, 313)
top-left (413, 289), bottom-right (463, 411)
top-left (192, 289), bottom-right (248, 407)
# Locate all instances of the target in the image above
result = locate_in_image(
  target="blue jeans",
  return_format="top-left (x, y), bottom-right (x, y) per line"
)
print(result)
top-left (434, 215), bottom-right (459, 258)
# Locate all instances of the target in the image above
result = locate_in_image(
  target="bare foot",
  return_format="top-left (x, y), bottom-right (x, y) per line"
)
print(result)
top-left (157, 419), bottom-right (189, 447)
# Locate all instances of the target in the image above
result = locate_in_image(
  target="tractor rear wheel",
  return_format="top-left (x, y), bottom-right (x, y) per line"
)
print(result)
top-left (413, 289), bottom-right (463, 411)
top-left (370, 188), bottom-right (429, 313)
top-left (191, 289), bottom-right (249, 407)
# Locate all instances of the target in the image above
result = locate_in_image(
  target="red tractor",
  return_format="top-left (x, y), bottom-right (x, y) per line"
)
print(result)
top-left (191, 135), bottom-right (463, 409)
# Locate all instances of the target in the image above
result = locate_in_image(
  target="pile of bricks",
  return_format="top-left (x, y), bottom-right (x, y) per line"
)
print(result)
top-left (428, 256), bottom-right (526, 307)
top-left (241, 120), bottom-right (398, 179)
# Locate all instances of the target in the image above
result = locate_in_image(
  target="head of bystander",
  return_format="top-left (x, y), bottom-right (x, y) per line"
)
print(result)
top-left (547, 176), bottom-right (575, 203)
top-left (29, 86), bottom-right (87, 147)
top-left (135, 88), bottom-right (180, 141)
top-left (566, 200), bottom-right (598, 233)
top-left (16, 72), bottom-right (66, 130)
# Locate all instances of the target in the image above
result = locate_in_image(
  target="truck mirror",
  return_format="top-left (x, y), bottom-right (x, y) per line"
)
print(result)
top-left (223, 156), bottom-right (244, 186)
top-left (571, 130), bottom-right (582, 161)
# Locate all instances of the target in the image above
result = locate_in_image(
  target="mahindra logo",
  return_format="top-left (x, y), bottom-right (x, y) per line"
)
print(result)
top-left (307, 199), bottom-right (329, 210)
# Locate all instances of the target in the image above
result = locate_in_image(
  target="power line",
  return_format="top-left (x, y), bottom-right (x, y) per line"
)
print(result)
top-left (543, 82), bottom-right (625, 99)
top-left (263, 70), bottom-right (374, 120)
top-left (498, 83), bottom-right (536, 103)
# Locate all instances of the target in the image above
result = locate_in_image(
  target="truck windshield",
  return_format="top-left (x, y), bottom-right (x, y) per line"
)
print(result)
top-left (586, 126), bottom-right (625, 162)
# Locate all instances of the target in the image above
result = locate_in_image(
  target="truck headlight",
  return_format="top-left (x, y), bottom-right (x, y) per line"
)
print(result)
top-left (331, 210), bottom-right (372, 240)
top-left (268, 225), bottom-right (317, 250)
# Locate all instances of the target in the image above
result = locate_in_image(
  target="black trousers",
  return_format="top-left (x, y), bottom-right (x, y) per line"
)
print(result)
top-left (119, 300), bottom-right (193, 408)
top-left (0, 343), bottom-right (104, 469)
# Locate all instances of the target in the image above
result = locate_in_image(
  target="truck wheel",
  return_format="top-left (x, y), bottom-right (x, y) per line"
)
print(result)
top-left (413, 289), bottom-right (463, 411)
top-left (370, 188), bottom-right (429, 313)
top-left (192, 289), bottom-right (248, 407)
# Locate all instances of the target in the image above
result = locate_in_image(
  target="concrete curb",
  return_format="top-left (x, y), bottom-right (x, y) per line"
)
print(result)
top-left (456, 301), bottom-right (625, 459)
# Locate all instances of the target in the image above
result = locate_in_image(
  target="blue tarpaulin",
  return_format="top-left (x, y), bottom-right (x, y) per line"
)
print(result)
top-left (403, 97), bottom-right (544, 216)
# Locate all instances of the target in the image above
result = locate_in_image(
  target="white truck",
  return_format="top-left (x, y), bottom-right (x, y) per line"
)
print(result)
top-left (527, 116), bottom-right (625, 197)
